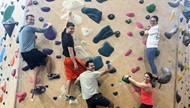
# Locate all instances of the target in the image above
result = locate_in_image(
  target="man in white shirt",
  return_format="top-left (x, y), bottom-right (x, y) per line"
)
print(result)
top-left (74, 60), bottom-right (114, 108)
top-left (145, 15), bottom-right (160, 81)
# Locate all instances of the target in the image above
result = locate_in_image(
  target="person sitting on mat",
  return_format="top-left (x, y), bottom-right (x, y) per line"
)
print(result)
top-left (18, 14), bottom-right (60, 94)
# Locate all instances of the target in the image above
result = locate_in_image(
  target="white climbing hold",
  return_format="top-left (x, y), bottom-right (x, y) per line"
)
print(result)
top-left (164, 25), bottom-right (178, 39)
top-left (60, 12), bottom-right (83, 25)
top-left (62, 0), bottom-right (85, 11)
top-left (80, 40), bottom-right (85, 44)
top-left (81, 28), bottom-right (93, 36)
top-left (75, 45), bottom-right (89, 60)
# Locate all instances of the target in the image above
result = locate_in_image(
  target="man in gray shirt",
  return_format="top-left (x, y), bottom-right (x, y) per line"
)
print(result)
top-left (75, 60), bottom-right (114, 108)
top-left (18, 14), bottom-right (59, 94)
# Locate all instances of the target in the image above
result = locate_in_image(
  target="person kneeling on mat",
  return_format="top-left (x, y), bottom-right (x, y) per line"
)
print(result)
top-left (123, 72), bottom-right (155, 108)
top-left (74, 60), bottom-right (115, 108)
top-left (18, 14), bottom-right (60, 94)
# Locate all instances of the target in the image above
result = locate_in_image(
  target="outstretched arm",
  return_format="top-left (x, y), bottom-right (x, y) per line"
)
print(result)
top-left (100, 66), bottom-right (115, 77)
top-left (63, 11), bottom-right (72, 31)
top-left (125, 75), bottom-right (148, 89)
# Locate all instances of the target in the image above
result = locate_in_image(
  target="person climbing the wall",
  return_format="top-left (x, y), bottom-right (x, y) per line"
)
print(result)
top-left (61, 11), bottom-right (86, 101)
top-left (74, 60), bottom-right (115, 108)
top-left (123, 72), bottom-right (155, 108)
top-left (18, 14), bottom-right (60, 94)
top-left (144, 15), bottom-right (160, 81)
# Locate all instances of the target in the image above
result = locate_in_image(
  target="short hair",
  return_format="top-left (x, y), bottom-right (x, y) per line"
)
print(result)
top-left (26, 14), bottom-right (34, 20)
top-left (151, 15), bottom-right (159, 22)
top-left (85, 60), bottom-right (93, 67)
top-left (66, 22), bottom-right (75, 28)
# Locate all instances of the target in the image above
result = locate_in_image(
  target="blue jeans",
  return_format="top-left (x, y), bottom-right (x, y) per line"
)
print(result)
top-left (146, 48), bottom-right (158, 75)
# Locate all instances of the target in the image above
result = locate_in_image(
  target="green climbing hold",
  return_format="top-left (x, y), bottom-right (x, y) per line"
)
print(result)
top-left (125, 18), bottom-right (132, 24)
top-left (6, 77), bottom-right (9, 81)
top-left (3, 102), bottom-right (5, 105)
top-left (146, 3), bottom-right (156, 13)
top-left (9, 44), bottom-right (12, 47)
top-left (122, 75), bottom-right (131, 84)
top-left (155, 49), bottom-right (160, 57)
top-left (3, 5), bottom-right (15, 22)
top-left (4, 56), bottom-right (7, 61)
top-left (140, 31), bottom-right (144, 36)
top-left (0, 73), bottom-right (2, 76)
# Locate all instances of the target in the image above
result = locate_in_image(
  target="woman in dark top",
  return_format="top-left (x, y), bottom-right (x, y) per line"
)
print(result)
top-left (61, 14), bottom-right (86, 100)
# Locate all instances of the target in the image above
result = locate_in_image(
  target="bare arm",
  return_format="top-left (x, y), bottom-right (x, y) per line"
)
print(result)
top-left (100, 66), bottom-right (115, 77)
top-left (144, 26), bottom-right (151, 36)
top-left (68, 47), bottom-right (78, 70)
top-left (128, 77), bottom-right (149, 89)
top-left (63, 11), bottom-right (71, 31)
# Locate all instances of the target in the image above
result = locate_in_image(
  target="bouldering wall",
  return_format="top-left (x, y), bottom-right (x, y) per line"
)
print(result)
top-left (0, 0), bottom-right (188, 108)
top-left (175, 0), bottom-right (190, 108)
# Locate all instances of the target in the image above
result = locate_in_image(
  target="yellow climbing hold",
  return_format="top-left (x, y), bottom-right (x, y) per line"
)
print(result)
top-left (177, 74), bottom-right (182, 81)
top-left (169, 10), bottom-right (176, 21)
top-left (185, 65), bottom-right (189, 70)
top-left (182, 72), bottom-right (185, 75)
top-left (178, 27), bottom-right (183, 32)
top-left (178, 50), bottom-right (181, 54)
top-left (172, 49), bottom-right (175, 52)
top-left (168, 60), bottom-right (171, 63)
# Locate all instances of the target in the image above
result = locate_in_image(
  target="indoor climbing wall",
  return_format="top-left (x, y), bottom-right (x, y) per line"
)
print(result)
top-left (0, 0), bottom-right (26, 108)
top-left (0, 0), bottom-right (187, 108)
top-left (175, 0), bottom-right (190, 108)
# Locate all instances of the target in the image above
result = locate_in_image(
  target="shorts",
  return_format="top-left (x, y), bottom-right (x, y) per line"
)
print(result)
top-left (86, 93), bottom-right (110, 108)
top-left (139, 103), bottom-right (153, 108)
top-left (63, 57), bottom-right (86, 80)
top-left (21, 49), bottom-right (47, 70)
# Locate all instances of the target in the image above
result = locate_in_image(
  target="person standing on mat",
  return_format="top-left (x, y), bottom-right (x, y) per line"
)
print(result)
top-left (123, 72), bottom-right (155, 108)
top-left (144, 15), bottom-right (160, 81)
top-left (74, 60), bottom-right (115, 108)
top-left (61, 11), bottom-right (86, 100)
top-left (18, 14), bottom-right (60, 94)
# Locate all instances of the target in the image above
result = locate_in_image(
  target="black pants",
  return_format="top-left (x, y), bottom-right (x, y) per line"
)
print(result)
top-left (139, 103), bottom-right (153, 108)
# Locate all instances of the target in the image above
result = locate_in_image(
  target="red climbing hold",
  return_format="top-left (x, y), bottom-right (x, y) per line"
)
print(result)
top-left (10, 56), bottom-right (15, 66)
top-left (11, 68), bottom-right (16, 77)
top-left (0, 94), bottom-right (3, 103)
top-left (126, 12), bottom-right (135, 17)
top-left (131, 66), bottom-right (140, 73)
top-left (137, 57), bottom-right (143, 61)
top-left (127, 32), bottom-right (133, 37)
top-left (142, 39), bottom-right (147, 45)
top-left (135, 22), bottom-right (143, 29)
top-left (16, 92), bottom-right (27, 103)
top-left (124, 49), bottom-right (132, 56)
top-left (26, 0), bottom-right (33, 7)
top-left (1, 82), bottom-right (6, 93)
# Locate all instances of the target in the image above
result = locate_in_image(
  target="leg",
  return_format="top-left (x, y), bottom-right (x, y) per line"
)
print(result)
top-left (146, 48), bottom-right (158, 77)
top-left (65, 80), bottom-right (72, 96)
top-left (33, 67), bottom-right (40, 89)
top-left (46, 56), bottom-right (52, 76)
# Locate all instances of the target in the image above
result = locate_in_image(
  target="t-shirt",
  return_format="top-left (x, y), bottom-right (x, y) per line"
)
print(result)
top-left (140, 88), bottom-right (153, 105)
top-left (18, 25), bottom-right (48, 52)
top-left (61, 31), bottom-right (76, 57)
top-left (77, 71), bottom-right (101, 100)
top-left (146, 25), bottom-right (160, 48)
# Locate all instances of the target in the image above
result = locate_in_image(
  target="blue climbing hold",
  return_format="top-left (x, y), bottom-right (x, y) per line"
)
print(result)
top-left (42, 48), bottom-right (53, 55)
top-left (97, 0), bottom-right (107, 3)
top-left (81, 7), bottom-right (102, 23)
top-left (43, 23), bottom-right (56, 40)
top-left (41, 7), bottom-right (51, 12)
top-left (98, 41), bottom-right (114, 57)
top-left (0, 47), bottom-right (6, 62)
top-left (93, 25), bottom-right (114, 43)
top-left (113, 91), bottom-right (118, 96)
top-left (89, 56), bottom-right (103, 71)
top-left (106, 60), bottom-right (116, 74)
top-left (84, 0), bottom-right (91, 2)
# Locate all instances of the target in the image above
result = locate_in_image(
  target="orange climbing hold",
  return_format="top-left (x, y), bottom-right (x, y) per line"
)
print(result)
top-left (1, 82), bottom-right (6, 93)
top-left (0, 94), bottom-right (3, 103)
top-left (16, 92), bottom-right (27, 103)
top-left (10, 56), bottom-right (15, 66)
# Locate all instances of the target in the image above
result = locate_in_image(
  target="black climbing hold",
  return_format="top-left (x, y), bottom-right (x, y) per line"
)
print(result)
top-left (45, 85), bottom-right (49, 88)
top-left (140, 31), bottom-right (144, 36)
top-left (0, 74), bottom-right (2, 76)
top-left (115, 106), bottom-right (120, 108)
top-left (39, 17), bottom-right (44, 22)
top-left (108, 14), bottom-right (115, 20)
top-left (145, 15), bottom-right (150, 20)
top-left (5, 91), bottom-right (8, 94)
top-left (56, 55), bottom-right (61, 59)
top-left (17, 0), bottom-right (19, 2)
top-left (3, 102), bottom-right (5, 105)
top-left (113, 91), bottom-right (118, 96)
top-left (21, 5), bottom-right (25, 10)
top-left (7, 77), bottom-right (9, 81)
top-left (111, 84), bottom-right (114, 86)
top-left (186, 20), bottom-right (189, 23)
top-left (106, 60), bottom-right (110, 64)
top-left (53, 97), bottom-right (57, 100)
top-left (139, 0), bottom-right (144, 4)
top-left (1, 11), bottom-right (4, 15)
top-left (125, 18), bottom-right (132, 24)
top-left (11, 1), bottom-right (14, 5)
top-left (114, 31), bottom-right (120, 38)
top-left (8, 64), bottom-right (10, 67)
top-left (189, 104), bottom-right (190, 107)
top-left (180, 18), bottom-right (183, 22)
top-left (182, 81), bottom-right (183, 83)
top-left (33, 0), bottom-right (38, 5)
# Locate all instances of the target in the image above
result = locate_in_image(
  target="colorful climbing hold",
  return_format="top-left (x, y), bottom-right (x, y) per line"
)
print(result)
top-left (137, 57), bottom-right (143, 61)
top-left (155, 49), bottom-right (160, 57)
top-left (135, 22), bottom-right (143, 29)
top-left (126, 12), bottom-right (135, 17)
top-left (41, 7), bottom-right (51, 12)
top-left (114, 31), bottom-right (121, 38)
top-left (113, 91), bottom-right (118, 96)
top-left (42, 48), bottom-right (53, 55)
top-left (39, 17), bottom-right (44, 22)
top-left (22, 65), bottom-right (30, 71)
top-left (10, 56), bottom-right (15, 66)
top-left (98, 41), bottom-right (114, 57)
top-left (124, 49), bottom-right (132, 56)
top-left (43, 23), bottom-right (56, 40)
top-left (169, 10), bottom-right (176, 21)
top-left (0, 94), bottom-right (3, 103)
top-left (164, 25), bottom-right (178, 39)
top-left (33, 0), bottom-right (38, 5)
top-left (145, 15), bottom-right (150, 20)
top-left (176, 90), bottom-right (181, 103)
top-left (16, 92), bottom-right (27, 103)
top-left (1, 82), bottom-right (6, 93)
top-left (55, 41), bottom-right (61, 45)
top-left (56, 55), bottom-right (61, 59)
top-left (11, 68), bottom-right (16, 77)
top-left (127, 32), bottom-right (133, 37)
top-left (142, 39), bottom-right (146, 45)
top-left (140, 31), bottom-right (144, 36)
top-left (125, 18), bottom-right (132, 24)
top-left (168, 0), bottom-right (180, 8)
top-left (108, 14), bottom-right (115, 20)
top-left (122, 75), bottom-right (131, 84)
top-left (146, 3), bottom-right (156, 13)
top-left (139, 0), bottom-right (144, 4)
top-left (131, 66), bottom-right (140, 73)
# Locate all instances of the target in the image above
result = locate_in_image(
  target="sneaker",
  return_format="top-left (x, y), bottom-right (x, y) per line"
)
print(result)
top-left (30, 86), bottom-right (46, 94)
top-left (48, 74), bottom-right (60, 80)
top-left (65, 95), bottom-right (76, 101)
top-left (153, 77), bottom-right (159, 82)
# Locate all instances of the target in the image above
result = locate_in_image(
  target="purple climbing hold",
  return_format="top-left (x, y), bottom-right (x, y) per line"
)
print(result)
top-left (42, 48), bottom-right (53, 55)
top-left (56, 55), bottom-right (61, 59)
top-left (46, 0), bottom-right (54, 2)
top-left (41, 7), bottom-right (51, 12)
top-left (55, 41), bottom-right (61, 45)
top-left (22, 65), bottom-right (30, 71)
top-left (43, 23), bottom-right (56, 40)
